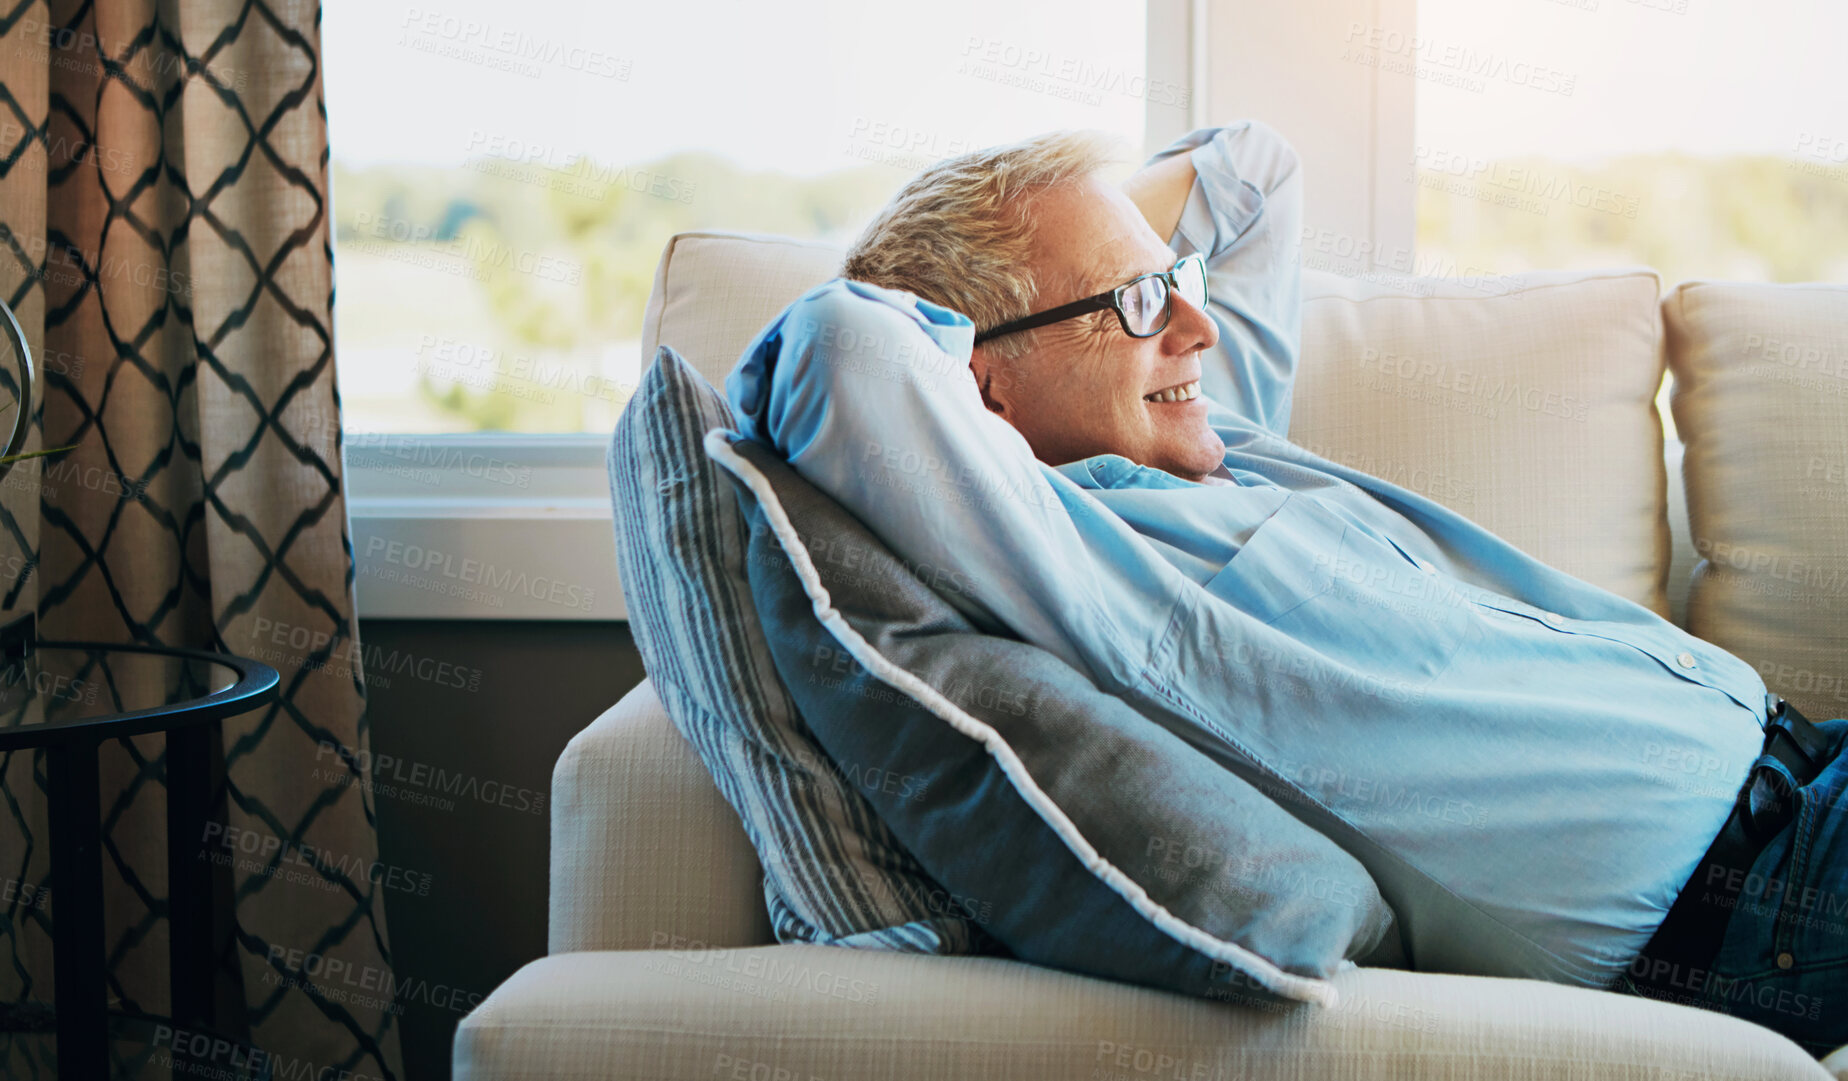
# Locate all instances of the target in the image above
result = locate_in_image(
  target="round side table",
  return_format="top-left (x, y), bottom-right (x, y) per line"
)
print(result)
top-left (0, 639), bottom-right (278, 1079)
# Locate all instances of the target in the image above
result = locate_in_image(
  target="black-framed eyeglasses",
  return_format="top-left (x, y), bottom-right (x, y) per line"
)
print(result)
top-left (973, 251), bottom-right (1209, 345)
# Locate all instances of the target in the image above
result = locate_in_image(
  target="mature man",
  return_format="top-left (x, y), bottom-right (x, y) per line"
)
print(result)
top-left (724, 121), bottom-right (1848, 1056)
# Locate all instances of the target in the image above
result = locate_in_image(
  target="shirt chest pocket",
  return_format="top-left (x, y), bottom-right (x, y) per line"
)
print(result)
top-left (1205, 495), bottom-right (1473, 690)
top-left (1201, 492), bottom-right (1345, 625)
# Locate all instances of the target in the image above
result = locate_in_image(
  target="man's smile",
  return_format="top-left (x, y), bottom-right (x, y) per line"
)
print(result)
top-left (1142, 379), bottom-right (1202, 403)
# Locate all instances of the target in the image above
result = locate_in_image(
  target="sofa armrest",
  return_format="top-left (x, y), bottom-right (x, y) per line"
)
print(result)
top-left (548, 677), bottom-right (772, 953)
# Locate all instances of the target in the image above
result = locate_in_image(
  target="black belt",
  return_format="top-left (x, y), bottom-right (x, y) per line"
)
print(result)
top-left (1628, 693), bottom-right (1838, 993)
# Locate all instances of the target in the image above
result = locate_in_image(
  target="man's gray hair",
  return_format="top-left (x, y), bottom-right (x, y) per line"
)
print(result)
top-left (841, 129), bottom-right (1126, 361)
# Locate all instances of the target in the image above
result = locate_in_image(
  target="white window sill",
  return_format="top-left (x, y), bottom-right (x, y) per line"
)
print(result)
top-left (347, 434), bottom-right (624, 620)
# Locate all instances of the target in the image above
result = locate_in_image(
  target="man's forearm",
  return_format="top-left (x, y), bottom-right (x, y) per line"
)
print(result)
top-left (1121, 149), bottom-right (1198, 246)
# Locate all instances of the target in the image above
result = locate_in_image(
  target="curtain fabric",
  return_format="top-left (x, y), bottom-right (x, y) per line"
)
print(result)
top-left (0, 2), bottom-right (402, 1077)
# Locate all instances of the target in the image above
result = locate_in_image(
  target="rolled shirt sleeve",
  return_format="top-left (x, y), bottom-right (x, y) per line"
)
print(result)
top-left (1144, 121), bottom-right (1305, 439)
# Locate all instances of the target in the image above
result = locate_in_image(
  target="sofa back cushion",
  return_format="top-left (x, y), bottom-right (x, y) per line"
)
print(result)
top-left (1291, 268), bottom-right (1672, 616)
top-left (642, 232), bottom-right (1675, 615)
top-left (1664, 281), bottom-right (1848, 724)
top-left (608, 344), bottom-right (989, 953)
top-left (642, 231), bottom-right (845, 389)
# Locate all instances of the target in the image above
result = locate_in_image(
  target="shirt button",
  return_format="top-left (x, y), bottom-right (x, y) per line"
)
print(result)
top-left (1412, 556), bottom-right (1435, 574)
top-left (1676, 652), bottom-right (1699, 670)
top-left (1539, 611), bottom-right (1563, 627)
top-left (1777, 952), bottom-right (1795, 970)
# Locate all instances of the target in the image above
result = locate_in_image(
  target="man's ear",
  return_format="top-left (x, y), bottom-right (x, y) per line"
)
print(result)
top-left (968, 344), bottom-right (1012, 417)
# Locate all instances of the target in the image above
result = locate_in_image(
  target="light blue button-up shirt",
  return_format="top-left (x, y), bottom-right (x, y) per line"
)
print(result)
top-left (726, 121), bottom-right (1771, 988)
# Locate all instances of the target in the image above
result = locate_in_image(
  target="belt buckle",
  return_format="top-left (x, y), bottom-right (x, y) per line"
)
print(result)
top-left (1739, 754), bottom-right (1801, 844)
top-left (1764, 694), bottom-right (1826, 776)
top-left (1768, 717), bottom-right (1818, 773)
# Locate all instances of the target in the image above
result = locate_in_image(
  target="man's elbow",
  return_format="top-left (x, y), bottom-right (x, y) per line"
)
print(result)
top-left (1234, 119), bottom-right (1304, 199)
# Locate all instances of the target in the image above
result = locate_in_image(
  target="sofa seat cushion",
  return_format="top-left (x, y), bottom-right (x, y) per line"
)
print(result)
top-left (454, 948), bottom-right (1834, 1081)
top-left (1664, 281), bottom-right (1848, 726)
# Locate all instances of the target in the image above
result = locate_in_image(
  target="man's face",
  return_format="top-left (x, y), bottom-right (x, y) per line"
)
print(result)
top-left (972, 174), bottom-right (1224, 482)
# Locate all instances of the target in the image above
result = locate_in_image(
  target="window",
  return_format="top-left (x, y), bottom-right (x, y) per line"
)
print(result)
top-left (324, 0), bottom-right (1155, 435)
top-left (1409, 0), bottom-right (1848, 445)
top-left (328, 0), bottom-right (1174, 618)
top-left (1412, 0), bottom-right (1848, 287)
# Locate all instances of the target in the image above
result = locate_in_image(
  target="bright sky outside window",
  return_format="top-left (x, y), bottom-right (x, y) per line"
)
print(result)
top-left (1410, 0), bottom-right (1848, 441)
top-left (325, 1), bottom-right (1151, 434)
top-left (1412, 0), bottom-right (1848, 286)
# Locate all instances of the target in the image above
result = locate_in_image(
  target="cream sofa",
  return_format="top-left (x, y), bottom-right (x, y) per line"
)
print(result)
top-left (455, 232), bottom-right (1848, 1081)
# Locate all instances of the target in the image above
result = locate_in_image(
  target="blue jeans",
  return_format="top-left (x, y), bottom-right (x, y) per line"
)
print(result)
top-left (1615, 716), bottom-right (1848, 1057)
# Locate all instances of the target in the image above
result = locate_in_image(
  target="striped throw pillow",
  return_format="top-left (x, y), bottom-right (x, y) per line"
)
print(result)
top-left (608, 344), bottom-right (987, 952)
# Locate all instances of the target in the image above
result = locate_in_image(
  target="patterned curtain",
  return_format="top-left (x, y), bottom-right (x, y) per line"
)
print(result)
top-left (0, 2), bottom-right (402, 1078)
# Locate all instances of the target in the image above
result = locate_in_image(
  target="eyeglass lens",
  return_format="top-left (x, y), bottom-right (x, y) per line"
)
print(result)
top-left (1122, 277), bottom-right (1166, 335)
top-left (1122, 257), bottom-right (1208, 336)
